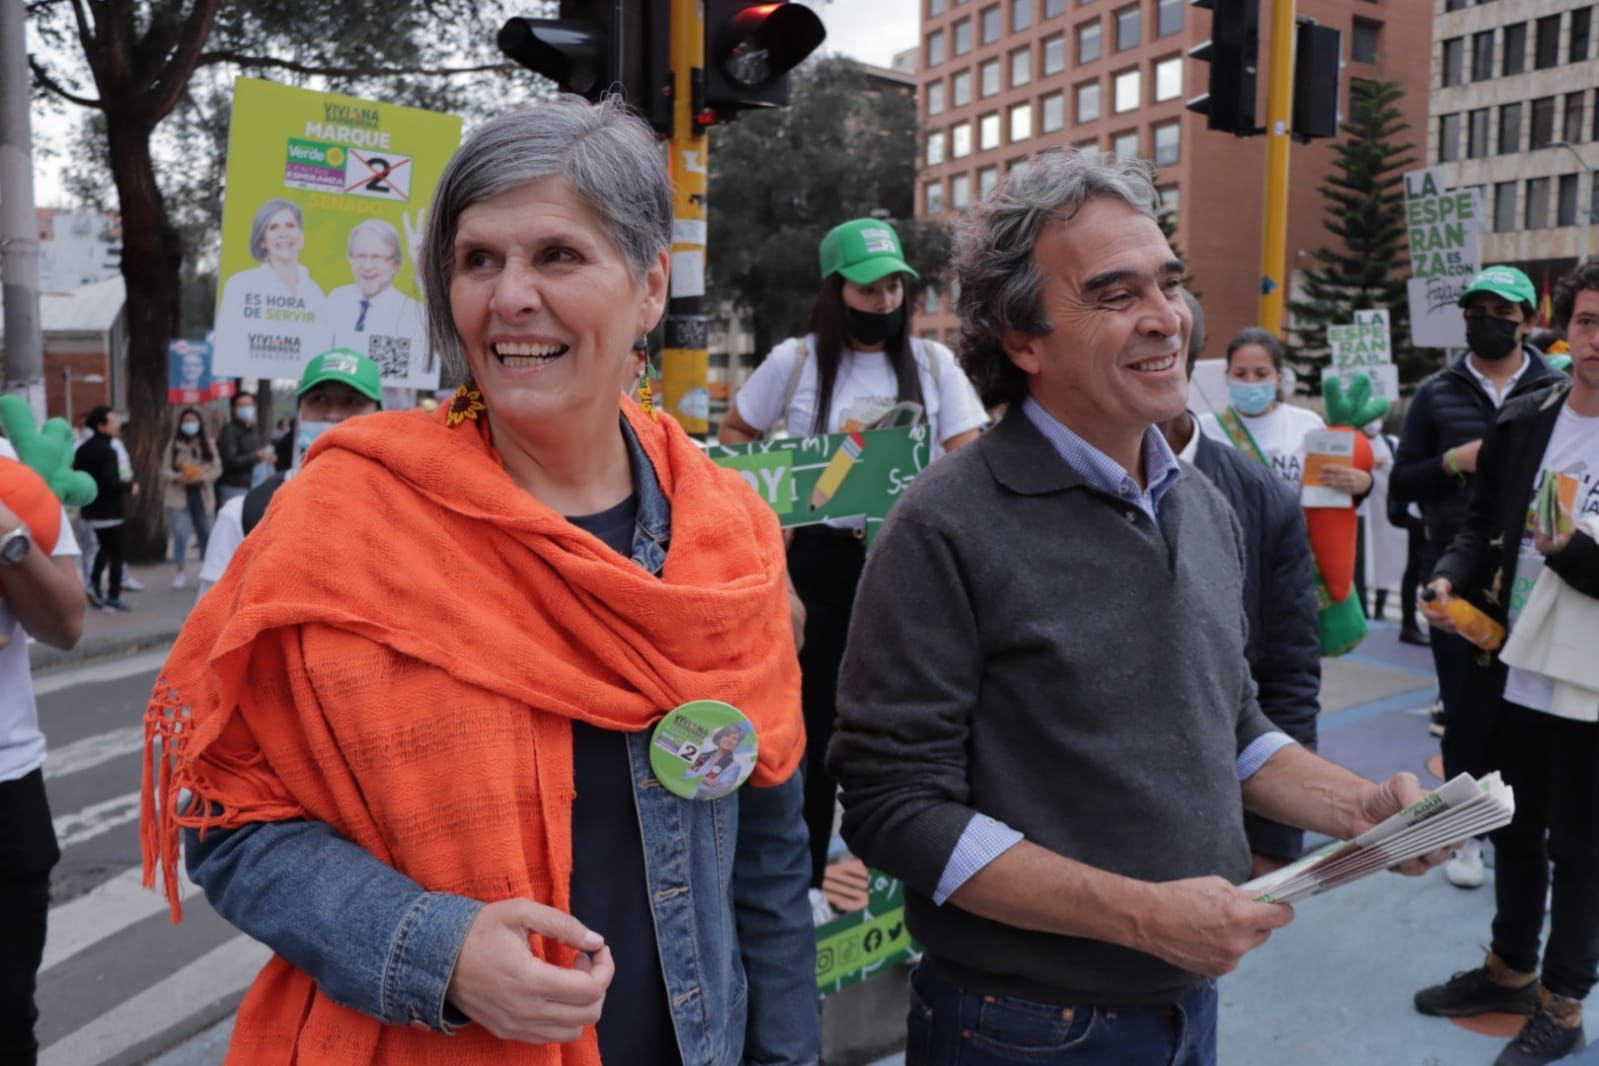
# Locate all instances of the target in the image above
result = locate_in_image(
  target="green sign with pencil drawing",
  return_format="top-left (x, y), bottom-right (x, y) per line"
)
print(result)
top-left (707, 425), bottom-right (931, 545)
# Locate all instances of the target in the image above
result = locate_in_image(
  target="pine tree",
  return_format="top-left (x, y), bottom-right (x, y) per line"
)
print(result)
top-left (1287, 79), bottom-right (1431, 395)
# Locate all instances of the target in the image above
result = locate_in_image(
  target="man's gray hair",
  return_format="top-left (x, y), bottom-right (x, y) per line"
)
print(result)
top-left (347, 219), bottom-right (403, 262)
top-left (953, 147), bottom-right (1162, 407)
top-left (420, 94), bottom-right (672, 382)
top-left (248, 199), bottom-right (304, 262)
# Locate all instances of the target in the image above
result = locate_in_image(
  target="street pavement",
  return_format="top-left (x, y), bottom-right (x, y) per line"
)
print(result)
top-left (26, 570), bottom-right (1594, 1064)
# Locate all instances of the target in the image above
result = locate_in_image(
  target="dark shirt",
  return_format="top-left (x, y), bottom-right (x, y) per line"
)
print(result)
top-left (565, 494), bottom-right (680, 1066)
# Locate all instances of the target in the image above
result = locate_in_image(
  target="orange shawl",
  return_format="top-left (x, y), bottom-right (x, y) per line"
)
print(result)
top-left (139, 398), bottom-right (804, 1065)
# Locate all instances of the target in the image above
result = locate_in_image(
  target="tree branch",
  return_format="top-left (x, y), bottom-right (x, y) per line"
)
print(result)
top-left (29, 56), bottom-right (103, 108)
top-left (145, 0), bottom-right (223, 124)
top-left (194, 50), bottom-right (514, 79)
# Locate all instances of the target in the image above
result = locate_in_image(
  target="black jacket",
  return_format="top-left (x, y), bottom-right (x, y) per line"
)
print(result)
top-left (1391, 347), bottom-right (1563, 552)
top-left (216, 419), bottom-right (263, 488)
top-left (1192, 431), bottom-right (1322, 860)
top-left (73, 432), bottom-right (131, 521)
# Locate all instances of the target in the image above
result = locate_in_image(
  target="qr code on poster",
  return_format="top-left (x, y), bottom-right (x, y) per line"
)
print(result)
top-left (369, 335), bottom-right (411, 378)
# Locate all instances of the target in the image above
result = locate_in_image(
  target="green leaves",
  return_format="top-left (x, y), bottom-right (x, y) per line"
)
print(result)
top-left (0, 397), bottom-right (99, 508)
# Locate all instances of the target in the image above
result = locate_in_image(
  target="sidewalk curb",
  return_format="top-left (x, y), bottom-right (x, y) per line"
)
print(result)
top-left (29, 622), bottom-right (184, 674)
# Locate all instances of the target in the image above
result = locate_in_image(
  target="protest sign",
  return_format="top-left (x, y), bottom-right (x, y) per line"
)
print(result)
top-left (212, 78), bottom-right (461, 389)
top-left (815, 869), bottom-right (918, 996)
top-left (167, 338), bottom-right (235, 405)
top-left (1404, 168), bottom-right (1482, 350)
top-left (708, 425), bottom-right (932, 545)
top-left (1322, 308), bottom-right (1399, 405)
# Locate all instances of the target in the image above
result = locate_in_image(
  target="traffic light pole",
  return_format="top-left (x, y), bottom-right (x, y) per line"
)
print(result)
top-left (1257, 0), bottom-right (1296, 335)
top-left (662, 0), bottom-right (710, 437)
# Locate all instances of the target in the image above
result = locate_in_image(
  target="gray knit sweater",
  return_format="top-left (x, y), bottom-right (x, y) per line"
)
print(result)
top-left (828, 407), bottom-right (1276, 1006)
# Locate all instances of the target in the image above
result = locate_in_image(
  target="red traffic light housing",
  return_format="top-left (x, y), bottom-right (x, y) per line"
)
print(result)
top-left (703, 1), bottom-right (827, 123)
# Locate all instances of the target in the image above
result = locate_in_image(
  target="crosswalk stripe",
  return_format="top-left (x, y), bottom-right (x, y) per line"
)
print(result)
top-left (43, 724), bottom-right (145, 779)
top-left (32, 647), bottom-right (169, 696)
top-left (43, 864), bottom-right (202, 974)
top-left (38, 934), bottom-right (270, 1066)
top-left (53, 789), bottom-right (142, 850)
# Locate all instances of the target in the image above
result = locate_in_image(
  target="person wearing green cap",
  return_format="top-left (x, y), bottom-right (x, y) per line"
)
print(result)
top-left (1392, 263), bottom-right (1566, 890)
top-left (720, 217), bottom-right (987, 917)
top-left (194, 348), bottom-right (381, 598)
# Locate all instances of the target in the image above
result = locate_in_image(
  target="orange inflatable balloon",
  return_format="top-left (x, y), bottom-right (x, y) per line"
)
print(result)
top-left (1304, 429), bottom-right (1374, 604)
top-left (0, 456), bottom-right (61, 596)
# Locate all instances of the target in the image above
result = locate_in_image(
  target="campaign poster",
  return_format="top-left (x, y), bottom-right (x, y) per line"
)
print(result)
top-left (167, 338), bottom-right (235, 405)
top-left (211, 78), bottom-right (462, 389)
top-left (1404, 167), bottom-right (1483, 350)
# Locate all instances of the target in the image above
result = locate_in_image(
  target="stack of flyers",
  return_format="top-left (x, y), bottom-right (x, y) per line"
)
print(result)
top-left (1241, 772), bottom-right (1515, 904)
top-left (1300, 430), bottom-right (1358, 509)
top-left (1535, 470), bottom-right (1578, 538)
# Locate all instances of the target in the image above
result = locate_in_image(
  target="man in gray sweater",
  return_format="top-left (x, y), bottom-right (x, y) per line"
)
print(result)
top-left (827, 148), bottom-right (1446, 1065)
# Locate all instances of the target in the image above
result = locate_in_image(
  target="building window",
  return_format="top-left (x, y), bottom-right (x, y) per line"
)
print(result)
top-left (930, 0), bottom-right (947, 16)
top-left (1494, 181), bottom-right (1517, 232)
top-left (1154, 56), bottom-right (1183, 101)
top-left (1445, 0), bottom-right (1468, 9)
top-left (1042, 90), bottom-right (1067, 131)
top-left (1594, 87), bottom-right (1599, 140)
top-left (1114, 68), bottom-right (1141, 113)
top-left (1011, 102), bottom-right (1034, 141)
top-left (1565, 92), bottom-right (1586, 144)
top-left (1079, 19), bottom-right (1103, 64)
top-left (979, 165), bottom-right (1000, 199)
top-left (928, 81), bottom-right (947, 117)
top-left (982, 5), bottom-right (1003, 45)
top-left (1353, 19), bottom-right (1382, 64)
top-left (1013, 0), bottom-right (1033, 32)
top-left (1470, 30), bottom-right (1493, 79)
top-left (1573, 7), bottom-right (1593, 62)
top-left (1535, 14), bottom-right (1560, 69)
top-left (952, 121), bottom-right (973, 157)
top-left (925, 180), bottom-right (945, 215)
top-left (1503, 22), bottom-right (1527, 76)
top-left (954, 17), bottom-right (973, 55)
top-left (1044, 32), bottom-right (1067, 74)
top-left (928, 30), bottom-right (948, 67)
top-left (981, 58), bottom-right (1002, 97)
top-left (978, 113), bottom-right (1001, 151)
top-left (1441, 38), bottom-right (1464, 87)
top-left (1440, 113), bottom-right (1462, 162)
top-left (1157, 0), bottom-right (1182, 37)
top-left (1531, 96), bottom-right (1556, 149)
top-left (1115, 5), bottom-right (1141, 51)
top-left (1558, 173), bottom-right (1580, 226)
top-left (953, 70), bottom-right (973, 107)
top-left (1044, 0), bottom-right (1066, 16)
top-left (1153, 121), bottom-right (1180, 166)
top-left (1113, 130), bottom-right (1140, 161)
top-left (1525, 177), bottom-right (1551, 229)
top-left (1158, 185), bottom-right (1179, 225)
top-left (1498, 103), bottom-right (1520, 154)
top-left (1466, 108), bottom-right (1491, 158)
top-left (927, 130), bottom-right (947, 166)
top-left (1012, 46), bottom-right (1033, 86)
top-left (1077, 79), bottom-right (1102, 122)
top-left (951, 172), bottom-right (972, 210)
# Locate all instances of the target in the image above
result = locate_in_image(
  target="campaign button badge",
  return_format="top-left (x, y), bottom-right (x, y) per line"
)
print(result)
top-left (649, 700), bottom-right (759, 801)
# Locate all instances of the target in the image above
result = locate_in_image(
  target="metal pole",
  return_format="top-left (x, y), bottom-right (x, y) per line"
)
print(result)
top-left (662, 0), bottom-right (710, 438)
top-left (63, 365), bottom-right (71, 425)
top-left (0, 0), bottom-right (45, 420)
top-left (1257, 0), bottom-right (1297, 335)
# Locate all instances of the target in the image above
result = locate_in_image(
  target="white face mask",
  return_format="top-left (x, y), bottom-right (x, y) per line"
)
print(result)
top-left (236, 405), bottom-right (257, 426)
top-left (180, 421), bottom-right (200, 437)
top-left (293, 420), bottom-right (336, 472)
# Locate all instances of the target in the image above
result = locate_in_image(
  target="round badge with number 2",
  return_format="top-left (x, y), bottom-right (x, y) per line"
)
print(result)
top-left (649, 700), bottom-right (759, 801)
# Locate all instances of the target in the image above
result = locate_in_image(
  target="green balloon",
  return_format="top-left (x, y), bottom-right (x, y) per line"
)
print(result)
top-left (1322, 370), bottom-right (1390, 429)
top-left (0, 395), bottom-right (99, 508)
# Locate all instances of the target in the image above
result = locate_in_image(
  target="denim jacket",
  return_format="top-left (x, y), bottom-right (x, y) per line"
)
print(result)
top-left (186, 417), bottom-right (819, 1065)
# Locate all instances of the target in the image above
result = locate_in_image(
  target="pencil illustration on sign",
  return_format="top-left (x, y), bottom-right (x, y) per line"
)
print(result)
top-left (810, 432), bottom-right (866, 510)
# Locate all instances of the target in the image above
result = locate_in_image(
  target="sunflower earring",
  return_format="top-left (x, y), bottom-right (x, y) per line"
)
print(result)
top-left (446, 379), bottom-right (486, 427)
top-left (634, 337), bottom-right (660, 423)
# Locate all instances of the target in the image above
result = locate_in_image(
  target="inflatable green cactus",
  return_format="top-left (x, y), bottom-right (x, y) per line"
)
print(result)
top-left (0, 395), bottom-right (99, 508)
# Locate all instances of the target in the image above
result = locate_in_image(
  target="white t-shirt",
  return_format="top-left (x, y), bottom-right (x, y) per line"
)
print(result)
top-left (1503, 404), bottom-right (1599, 714)
top-left (1199, 403), bottom-right (1327, 489)
top-left (0, 437), bottom-right (83, 782)
top-left (733, 335), bottom-right (988, 455)
top-left (198, 493), bottom-right (249, 594)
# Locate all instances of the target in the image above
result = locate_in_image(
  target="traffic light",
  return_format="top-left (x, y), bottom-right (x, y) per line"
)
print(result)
top-left (1291, 21), bottom-right (1342, 141)
top-left (498, 1), bottom-right (672, 134)
top-left (1186, 0), bottom-right (1261, 136)
top-left (702, 1), bottom-right (827, 124)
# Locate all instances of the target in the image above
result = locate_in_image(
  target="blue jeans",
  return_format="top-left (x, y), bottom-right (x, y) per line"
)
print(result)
top-left (906, 963), bottom-right (1218, 1066)
top-left (168, 487), bottom-right (212, 568)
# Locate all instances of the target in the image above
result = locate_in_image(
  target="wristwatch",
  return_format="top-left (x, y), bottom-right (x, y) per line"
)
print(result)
top-left (0, 523), bottom-right (31, 566)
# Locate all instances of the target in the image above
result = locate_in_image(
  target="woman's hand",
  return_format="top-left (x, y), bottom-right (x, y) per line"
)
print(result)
top-left (1319, 464), bottom-right (1372, 495)
top-left (1422, 578), bottom-right (1459, 634)
top-left (445, 899), bottom-right (614, 1045)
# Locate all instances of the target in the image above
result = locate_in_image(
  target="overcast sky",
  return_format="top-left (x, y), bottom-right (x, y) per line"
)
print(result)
top-left (800, 0), bottom-right (921, 69)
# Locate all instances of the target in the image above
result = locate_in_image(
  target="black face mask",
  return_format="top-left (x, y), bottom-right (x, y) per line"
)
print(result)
top-left (1465, 315), bottom-right (1522, 361)
top-left (845, 305), bottom-right (905, 348)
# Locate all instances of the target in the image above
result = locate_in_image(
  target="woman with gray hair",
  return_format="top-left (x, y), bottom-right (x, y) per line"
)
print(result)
top-left (213, 198), bottom-right (326, 372)
top-left (141, 95), bottom-right (817, 1066)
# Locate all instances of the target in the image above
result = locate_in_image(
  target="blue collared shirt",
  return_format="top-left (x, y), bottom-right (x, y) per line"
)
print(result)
top-left (932, 398), bottom-right (1296, 905)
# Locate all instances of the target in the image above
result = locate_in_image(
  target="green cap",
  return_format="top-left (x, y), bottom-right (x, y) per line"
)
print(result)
top-left (819, 219), bottom-right (920, 285)
top-left (298, 348), bottom-right (382, 403)
top-left (1458, 265), bottom-right (1537, 311)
